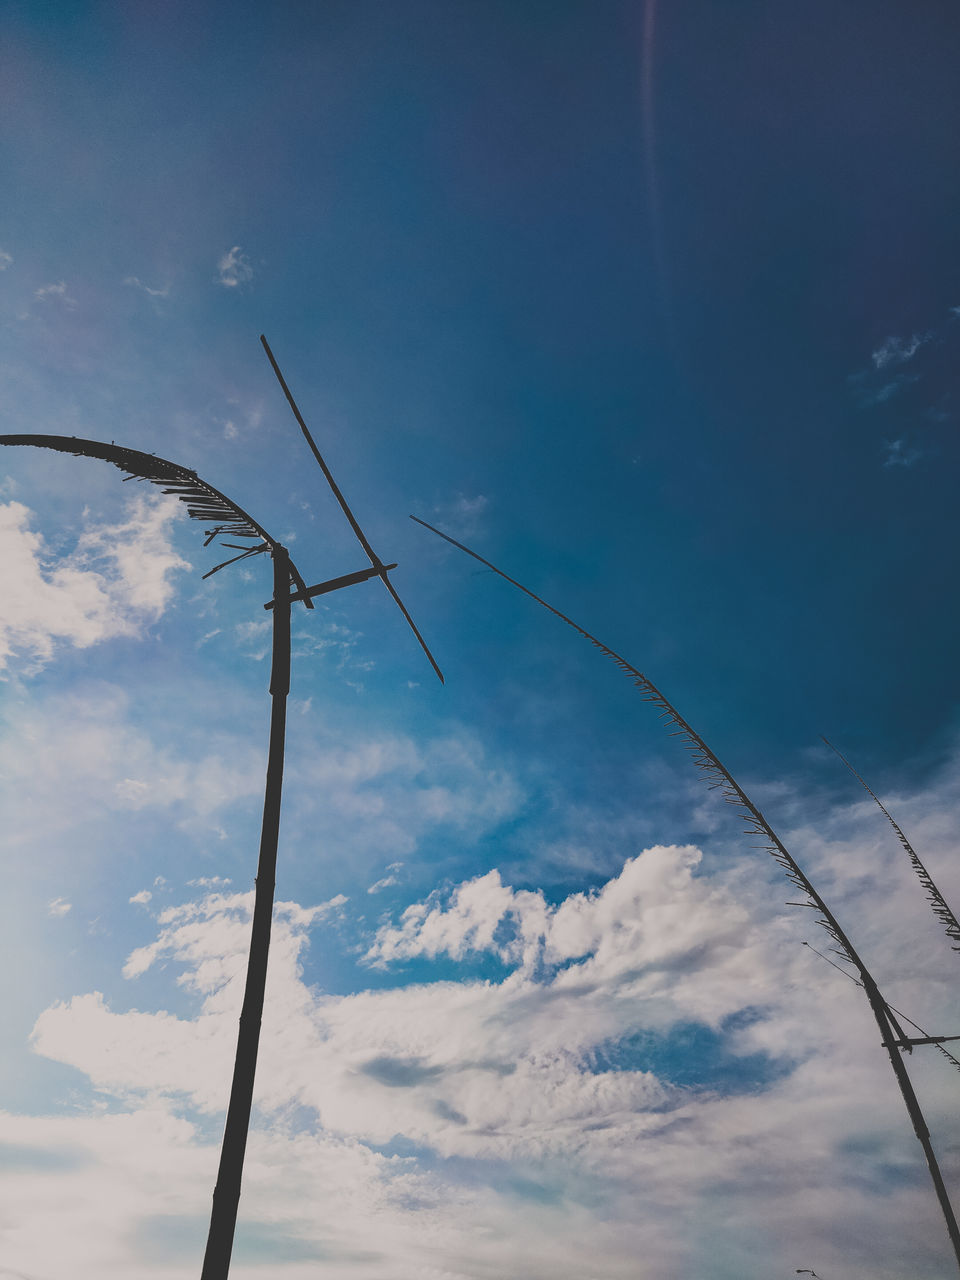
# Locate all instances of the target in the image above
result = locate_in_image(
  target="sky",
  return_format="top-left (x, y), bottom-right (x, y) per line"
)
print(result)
top-left (1, 1), bottom-right (959, 1277)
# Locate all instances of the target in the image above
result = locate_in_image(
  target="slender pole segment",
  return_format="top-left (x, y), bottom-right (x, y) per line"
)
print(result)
top-left (379, 572), bottom-right (445, 684)
top-left (201, 547), bottom-right (292, 1280)
top-left (863, 975), bottom-right (960, 1267)
top-left (259, 335), bottom-right (382, 568)
top-left (260, 337), bottom-right (443, 682)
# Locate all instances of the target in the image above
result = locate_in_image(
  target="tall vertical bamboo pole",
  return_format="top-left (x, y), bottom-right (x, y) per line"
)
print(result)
top-left (201, 547), bottom-right (292, 1280)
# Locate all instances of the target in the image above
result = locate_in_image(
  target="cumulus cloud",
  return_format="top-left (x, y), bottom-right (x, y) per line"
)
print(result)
top-left (10, 696), bottom-right (960, 1278)
top-left (871, 332), bottom-right (928, 369)
top-left (0, 496), bottom-right (190, 673)
top-left (129, 890), bottom-right (152, 905)
top-left (22, 817), bottom-right (960, 1279)
top-left (216, 246), bottom-right (253, 288)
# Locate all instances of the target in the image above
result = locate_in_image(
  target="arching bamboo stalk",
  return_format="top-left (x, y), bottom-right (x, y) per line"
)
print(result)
top-left (412, 516), bottom-right (960, 1273)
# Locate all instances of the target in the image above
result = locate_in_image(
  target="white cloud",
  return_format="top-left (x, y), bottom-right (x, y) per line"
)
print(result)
top-left (20, 813), bottom-right (960, 1279)
top-left (871, 332), bottom-right (928, 369)
top-left (368, 861), bottom-right (404, 894)
top-left (882, 437), bottom-right (922, 468)
top-left (294, 616), bottom-right (368, 672)
top-left (129, 890), bottom-right (152, 906)
top-left (216, 246), bottom-right (253, 289)
top-left (34, 280), bottom-right (76, 308)
top-left (861, 375), bottom-right (917, 405)
top-left (0, 249), bottom-right (12, 270)
top-left (285, 730), bottom-right (523, 878)
top-left (123, 275), bottom-right (169, 298)
top-left (429, 492), bottom-right (489, 539)
top-left (47, 897), bottom-right (71, 917)
top-left (0, 686), bottom-right (267, 864)
top-left (235, 616), bottom-right (272, 661)
top-left (9, 690), bottom-right (960, 1278)
top-left (367, 875), bottom-right (397, 894)
top-left (365, 846), bottom-right (759, 984)
top-left (0, 496), bottom-right (190, 673)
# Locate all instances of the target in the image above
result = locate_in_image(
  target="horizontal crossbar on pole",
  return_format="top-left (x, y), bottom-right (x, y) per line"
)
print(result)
top-left (264, 563), bottom-right (397, 610)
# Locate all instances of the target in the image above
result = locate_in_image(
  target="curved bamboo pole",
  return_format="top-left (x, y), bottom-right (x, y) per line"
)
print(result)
top-left (412, 516), bottom-right (960, 1274)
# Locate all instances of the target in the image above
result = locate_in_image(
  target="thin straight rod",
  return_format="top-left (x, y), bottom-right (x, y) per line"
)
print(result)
top-left (201, 548), bottom-right (292, 1280)
top-left (802, 942), bottom-right (960, 1070)
top-left (259, 335), bottom-right (382, 568)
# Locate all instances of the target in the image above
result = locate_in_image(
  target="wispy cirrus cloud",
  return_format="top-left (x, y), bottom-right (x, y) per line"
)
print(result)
top-left (427, 492), bottom-right (489, 540)
top-left (123, 276), bottom-right (169, 298)
top-left (367, 861), bottom-right (403, 894)
top-left (0, 249), bottom-right (13, 270)
top-left (34, 280), bottom-right (76, 308)
top-left (853, 373), bottom-right (920, 407)
top-left (851, 306), bottom-right (959, 432)
top-left (871, 332), bottom-right (929, 369)
top-left (216, 245), bottom-right (253, 288)
top-left (882, 437), bottom-right (923, 468)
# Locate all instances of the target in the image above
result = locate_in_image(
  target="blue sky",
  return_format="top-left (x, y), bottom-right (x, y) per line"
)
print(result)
top-left (1, 2), bottom-right (959, 1277)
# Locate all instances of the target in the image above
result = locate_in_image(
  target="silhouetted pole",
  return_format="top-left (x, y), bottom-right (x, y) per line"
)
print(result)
top-left (201, 546), bottom-right (292, 1280)
top-left (863, 974), bottom-right (960, 1268)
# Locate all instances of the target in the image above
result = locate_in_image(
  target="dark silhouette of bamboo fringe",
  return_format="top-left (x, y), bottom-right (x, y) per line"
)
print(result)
top-left (0, 433), bottom-right (313, 600)
top-left (411, 515), bottom-right (960, 1275)
top-left (822, 737), bottom-right (960, 953)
